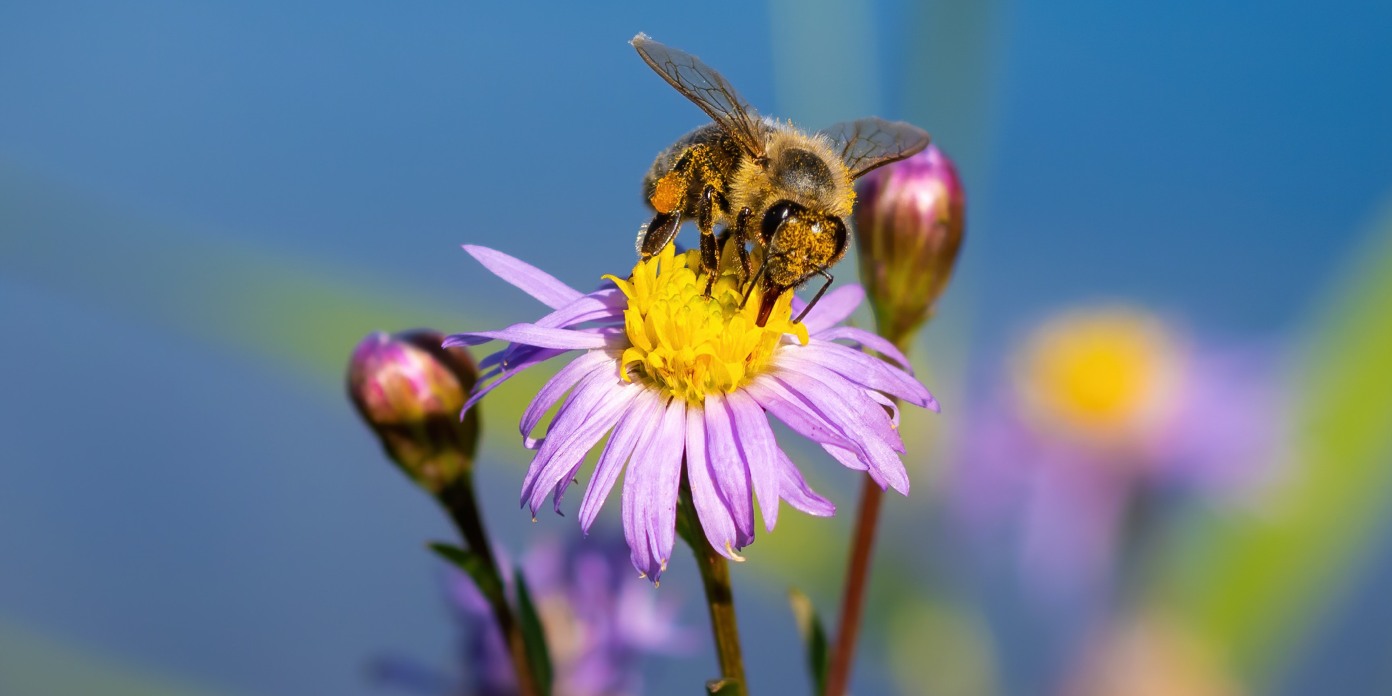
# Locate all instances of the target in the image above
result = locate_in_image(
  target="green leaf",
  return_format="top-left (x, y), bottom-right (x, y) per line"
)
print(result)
top-left (428, 542), bottom-right (503, 604)
top-left (514, 567), bottom-right (554, 696)
top-left (788, 587), bottom-right (830, 696)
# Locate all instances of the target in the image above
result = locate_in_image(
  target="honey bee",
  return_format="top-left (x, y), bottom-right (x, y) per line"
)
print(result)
top-left (632, 33), bottom-right (930, 325)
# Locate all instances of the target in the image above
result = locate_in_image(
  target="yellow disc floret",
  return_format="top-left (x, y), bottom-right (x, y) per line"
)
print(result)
top-left (604, 241), bottom-right (809, 405)
top-left (1014, 308), bottom-right (1183, 447)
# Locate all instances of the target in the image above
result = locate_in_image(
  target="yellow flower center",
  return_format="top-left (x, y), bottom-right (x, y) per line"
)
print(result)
top-left (604, 242), bottom-right (808, 405)
top-left (1015, 308), bottom-right (1181, 444)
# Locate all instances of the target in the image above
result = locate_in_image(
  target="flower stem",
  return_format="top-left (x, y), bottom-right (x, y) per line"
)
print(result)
top-left (823, 478), bottom-right (885, 696)
top-left (438, 474), bottom-right (541, 696)
top-left (824, 334), bottom-right (912, 696)
top-left (677, 474), bottom-right (748, 695)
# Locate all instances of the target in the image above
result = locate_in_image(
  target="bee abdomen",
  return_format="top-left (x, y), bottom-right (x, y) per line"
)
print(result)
top-left (642, 124), bottom-right (741, 211)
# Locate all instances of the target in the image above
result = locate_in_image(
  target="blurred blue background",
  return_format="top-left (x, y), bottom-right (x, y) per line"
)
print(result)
top-left (2, 1), bottom-right (1390, 694)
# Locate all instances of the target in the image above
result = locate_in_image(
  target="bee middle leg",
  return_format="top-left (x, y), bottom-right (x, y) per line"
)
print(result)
top-left (698, 185), bottom-right (724, 296)
top-left (731, 207), bottom-right (753, 280)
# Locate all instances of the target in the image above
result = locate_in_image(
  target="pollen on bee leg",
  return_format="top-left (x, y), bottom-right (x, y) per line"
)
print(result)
top-left (651, 173), bottom-right (685, 213)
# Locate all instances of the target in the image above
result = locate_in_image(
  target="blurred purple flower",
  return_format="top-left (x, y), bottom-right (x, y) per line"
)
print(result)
top-left (377, 537), bottom-right (693, 696)
top-left (445, 243), bottom-right (936, 581)
top-left (949, 307), bottom-right (1286, 600)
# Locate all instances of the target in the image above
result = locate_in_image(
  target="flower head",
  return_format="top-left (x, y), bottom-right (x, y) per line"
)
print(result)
top-left (447, 241), bottom-right (937, 581)
top-left (949, 307), bottom-right (1285, 599)
top-left (347, 330), bottom-right (480, 492)
top-left (1013, 308), bottom-right (1183, 456)
top-left (854, 145), bottom-right (965, 342)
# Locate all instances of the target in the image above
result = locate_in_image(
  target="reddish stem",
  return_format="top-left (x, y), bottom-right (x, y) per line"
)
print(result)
top-left (823, 474), bottom-right (886, 696)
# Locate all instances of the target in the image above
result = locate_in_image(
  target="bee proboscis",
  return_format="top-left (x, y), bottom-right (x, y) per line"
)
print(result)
top-left (632, 33), bottom-right (931, 325)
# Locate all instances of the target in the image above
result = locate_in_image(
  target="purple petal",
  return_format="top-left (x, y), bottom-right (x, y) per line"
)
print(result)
top-left (792, 285), bottom-right (865, 334)
top-left (463, 245), bottom-right (582, 310)
top-left (703, 394), bottom-right (756, 546)
top-left (532, 384), bottom-right (637, 515)
top-left (623, 397), bottom-right (687, 581)
top-left (528, 287), bottom-right (626, 330)
top-left (822, 443), bottom-right (870, 472)
top-left (773, 357), bottom-right (906, 453)
top-left (764, 370), bottom-right (910, 495)
top-left (811, 326), bottom-right (915, 373)
top-left (478, 311), bottom-right (620, 375)
top-left (520, 375), bottom-right (637, 515)
top-left (743, 378), bottom-right (861, 452)
top-left (461, 348), bottom-right (566, 415)
top-left (777, 451), bottom-right (835, 517)
top-left (866, 389), bottom-right (901, 428)
top-left (685, 403), bottom-right (743, 560)
top-left (785, 341), bottom-right (936, 409)
top-left (726, 390), bottom-right (782, 532)
top-left (647, 399), bottom-right (688, 579)
top-left (480, 343), bottom-right (544, 371)
top-left (580, 388), bottom-right (663, 533)
top-left (519, 351), bottom-right (614, 448)
top-left (445, 323), bottom-right (616, 350)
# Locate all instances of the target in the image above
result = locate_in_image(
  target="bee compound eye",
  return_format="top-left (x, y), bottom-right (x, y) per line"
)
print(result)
top-left (761, 200), bottom-right (802, 244)
top-left (827, 216), bottom-right (849, 257)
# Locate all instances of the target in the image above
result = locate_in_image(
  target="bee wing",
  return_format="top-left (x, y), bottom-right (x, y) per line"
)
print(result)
top-left (820, 117), bottom-right (931, 179)
top-left (631, 33), bottom-right (767, 159)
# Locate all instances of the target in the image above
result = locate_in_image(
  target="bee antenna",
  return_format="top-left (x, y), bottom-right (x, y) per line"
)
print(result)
top-left (741, 265), bottom-right (766, 309)
top-left (793, 269), bottom-right (834, 325)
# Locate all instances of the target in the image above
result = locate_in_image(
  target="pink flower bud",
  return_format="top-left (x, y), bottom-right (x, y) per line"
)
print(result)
top-left (347, 330), bottom-right (480, 492)
top-left (854, 145), bottom-right (965, 342)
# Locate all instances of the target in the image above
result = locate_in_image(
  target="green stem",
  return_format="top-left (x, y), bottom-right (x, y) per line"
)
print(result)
top-left (677, 474), bottom-right (748, 695)
top-left (438, 474), bottom-right (542, 696)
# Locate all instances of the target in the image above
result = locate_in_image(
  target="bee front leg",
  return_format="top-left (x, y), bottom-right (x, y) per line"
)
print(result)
top-left (794, 269), bottom-right (835, 325)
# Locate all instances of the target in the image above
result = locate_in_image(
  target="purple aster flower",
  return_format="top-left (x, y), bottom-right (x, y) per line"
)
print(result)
top-left (376, 536), bottom-right (692, 696)
top-left (446, 242), bottom-right (938, 581)
top-left (949, 307), bottom-right (1286, 600)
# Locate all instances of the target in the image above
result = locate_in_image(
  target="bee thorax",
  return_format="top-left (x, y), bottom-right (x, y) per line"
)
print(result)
top-left (771, 148), bottom-right (837, 200)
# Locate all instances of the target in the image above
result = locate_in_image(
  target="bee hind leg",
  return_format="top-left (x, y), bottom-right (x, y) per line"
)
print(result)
top-left (638, 210), bottom-right (683, 259)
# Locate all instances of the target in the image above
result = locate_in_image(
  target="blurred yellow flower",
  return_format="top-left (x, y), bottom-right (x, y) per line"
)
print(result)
top-left (1014, 307), bottom-right (1183, 452)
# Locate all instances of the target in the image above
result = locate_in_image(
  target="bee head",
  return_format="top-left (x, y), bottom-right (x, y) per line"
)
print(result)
top-left (760, 200), bottom-right (848, 289)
